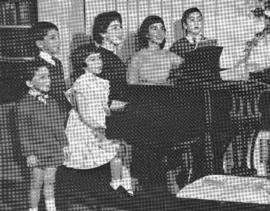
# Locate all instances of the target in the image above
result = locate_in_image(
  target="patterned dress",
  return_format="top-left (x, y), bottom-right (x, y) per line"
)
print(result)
top-left (64, 73), bottom-right (119, 169)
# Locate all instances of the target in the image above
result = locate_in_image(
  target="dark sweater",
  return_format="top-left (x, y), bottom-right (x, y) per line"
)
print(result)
top-left (15, 94), bottom-right (68, 168)
top-left (96, 47), bottom-right (128, 103)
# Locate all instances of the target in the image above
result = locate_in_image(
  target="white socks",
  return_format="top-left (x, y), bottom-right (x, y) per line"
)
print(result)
top-left (29, 199), bottom-right (56, 211)
top-left (45, 198), bottom-right (56, 211)
top-left (110, 179), bottom-right (122, 190)
top-left (121, 166), bottom-right (134, 195)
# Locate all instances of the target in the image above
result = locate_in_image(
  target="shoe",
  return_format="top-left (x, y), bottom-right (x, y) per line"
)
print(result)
top-left (115, 186), bottom-right (133, 199)
top-left (121, 177), bottom-right (134, 196)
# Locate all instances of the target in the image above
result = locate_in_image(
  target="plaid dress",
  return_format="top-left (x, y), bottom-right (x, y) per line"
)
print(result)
top-left (64, 73), bottom-right (119, 169)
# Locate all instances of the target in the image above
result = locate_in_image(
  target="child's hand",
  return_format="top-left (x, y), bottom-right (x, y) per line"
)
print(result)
top-left (104, 107), bottom-right (111, 116)
top-left (27, 155), bottom-right (38, 167)
top-left (94, 127), bottom-right (106, 141)
top-left (63, 146), bottom-right (71, 162)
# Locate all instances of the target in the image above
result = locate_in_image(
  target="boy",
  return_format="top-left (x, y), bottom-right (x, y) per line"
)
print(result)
top-left (170, 7), bottom-right (211, 58)
top-left (15, 62), bottom-right (68, 211)
top-left (32, 21), bottom-right (70, 117)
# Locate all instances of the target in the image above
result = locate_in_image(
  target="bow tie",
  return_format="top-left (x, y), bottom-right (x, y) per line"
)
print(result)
top-left (36, 94), bottom-right (49, 104)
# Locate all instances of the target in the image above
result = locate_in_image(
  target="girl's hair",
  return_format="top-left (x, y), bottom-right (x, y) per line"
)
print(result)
top-left (138, 15), bottom-right (166, 50)
top-left (181, 7), bottom-right (203, 31)
top-left (92, 11), bottom-right (122, 45)
top-left (71, 44), bottom-right (98, 82)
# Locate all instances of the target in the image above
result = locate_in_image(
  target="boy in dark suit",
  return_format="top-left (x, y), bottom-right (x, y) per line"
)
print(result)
top-left (15, 62), bottom-right (68, 211)
top-left (32, 21), bottom-right (70, 117)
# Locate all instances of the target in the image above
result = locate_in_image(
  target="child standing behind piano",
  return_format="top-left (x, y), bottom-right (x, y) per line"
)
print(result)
top-left (64, 47), bottom-right (133, 195)
top-left (170, 7), bottom-right (216, 58)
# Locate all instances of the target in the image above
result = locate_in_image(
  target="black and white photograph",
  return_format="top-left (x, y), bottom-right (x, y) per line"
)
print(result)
top-left (1, 0), bottom-right (270, 210)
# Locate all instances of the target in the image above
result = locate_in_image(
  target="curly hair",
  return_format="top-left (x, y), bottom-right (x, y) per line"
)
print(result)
top-left (70, 44), bottom-right (98, 82)
top-left (138, 15), bottom-right (166, 50)
top-left (92, 11), bottom-right (122, 45)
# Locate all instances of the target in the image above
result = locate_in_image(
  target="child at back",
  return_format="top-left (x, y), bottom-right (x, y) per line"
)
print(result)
top-left (15, 62), bottom-right (69, 211)
top-left (32, 21), bottom-right (70, 117)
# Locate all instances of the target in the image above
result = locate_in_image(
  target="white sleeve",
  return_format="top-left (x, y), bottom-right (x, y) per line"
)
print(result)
top-left (127, 53), bottom-right (142, 84)
top-left (75, 79), bottom-right (104, 128)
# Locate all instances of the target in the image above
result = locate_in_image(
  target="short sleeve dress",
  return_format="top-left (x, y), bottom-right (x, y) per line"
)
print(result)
top-left (64, 73), bottom-right (119, 169)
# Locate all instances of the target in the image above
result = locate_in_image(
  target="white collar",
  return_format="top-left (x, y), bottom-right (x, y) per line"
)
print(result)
top-left (101, 41), bottom-right (117, 55)
top-left (39, 51), bottom-right (56, 66)
top-left (186, 34), bottom-right (203, 44)
top-left (29, 89), bottom-right (48, 104)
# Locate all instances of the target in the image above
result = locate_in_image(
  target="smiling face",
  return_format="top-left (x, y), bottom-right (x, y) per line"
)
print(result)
top-left (36, 29), bottom-right (60, 55)
top-left (184, 11), bottom-right (203, 36)
top-left (84, 53), bottom-right (103, 74)
top-left (27, 66), bottom-right (51, 93)
top-left (102, 20), bottom-right (123, 46)
top-left (147, 22), bottom-right (166, 45)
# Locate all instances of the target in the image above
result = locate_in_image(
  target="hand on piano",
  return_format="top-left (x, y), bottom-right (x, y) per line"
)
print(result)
top-left (110, 100), bottom-right (128, 112)
top-left (245, 63), bottom-right (261, 73)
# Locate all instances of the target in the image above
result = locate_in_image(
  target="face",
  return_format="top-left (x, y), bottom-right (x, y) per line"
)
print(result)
top-left (102, 20), bottom-right (123, 46)
top-left (27, 66), bottom-right (51, 93)
top-left (37, 29), bottom-right (60, 55)
top-left (85, 53), bottom-right (103, 74)
top-left (184, 12), bottom-right (203, 36)
top-left (265, 9), bottom-right (270, 27)
top-left (147, 22), bottom-right (166, 45)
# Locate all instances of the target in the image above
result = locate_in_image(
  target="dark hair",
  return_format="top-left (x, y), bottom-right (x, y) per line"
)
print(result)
top-left (23, 61), bottom-right (48, 83)
top-left (92, 11), bottom-right (122, 44)
top-left (181, 7), bottom-right (203, 28)
top-left (251, 0), bottom-right (270, 19)
top-left (71, 44), bottom-right (98, 82)
top-left (138, 15), bottom-right (166, 50)
top-left (265, 0), bottom-right (270, 9)
top-left (32, 21), bottom-right (59, 41)
top-left (31, 22), bottom-right (59, 55)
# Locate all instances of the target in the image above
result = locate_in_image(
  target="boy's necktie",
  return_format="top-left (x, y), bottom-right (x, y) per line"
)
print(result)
top-left (36, 94), bottom-right (48, 104)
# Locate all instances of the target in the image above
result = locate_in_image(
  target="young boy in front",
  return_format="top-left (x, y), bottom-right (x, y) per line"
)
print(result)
top-left (15, 62), bottom-right (68, 211)
top-left (32, 21), bottom-right (69, 117)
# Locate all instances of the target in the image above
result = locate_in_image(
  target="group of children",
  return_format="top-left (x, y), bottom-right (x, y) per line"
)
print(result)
top-left (14, 7), bottom-right (222, 211)
top-left (14, 3), bottom-right (270, 210)
top-left (15, 13), bottom-right (132, 211)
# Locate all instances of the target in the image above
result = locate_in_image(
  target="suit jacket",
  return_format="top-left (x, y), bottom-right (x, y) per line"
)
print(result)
top-left (15, 94), bottom-right (68, 168)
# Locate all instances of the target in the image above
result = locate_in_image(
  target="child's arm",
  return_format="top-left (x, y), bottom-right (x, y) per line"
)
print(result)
top-left (127, 53), bottom-right (142, 84)
top-left (75, 91), bottom-right (107, 140)
top-left (168, 51), bottom-right (185, 68)
top-left (73, 91), bottom-right (103, 128)
top-left (15, 103), bottom-right (39, 163)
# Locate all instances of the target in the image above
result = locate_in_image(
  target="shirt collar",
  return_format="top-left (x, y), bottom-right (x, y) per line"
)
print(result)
top-left (29, 89), bottom-right (48, 104)
top-left (39, 51), bottom-right (56, 66)
top-left (100, 41), bottom-right (117, 55)
top-left (186, 34), bottom-right (204, 44)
